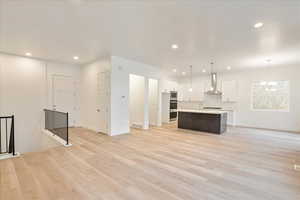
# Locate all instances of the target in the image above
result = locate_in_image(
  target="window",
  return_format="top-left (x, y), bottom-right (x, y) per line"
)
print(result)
top-left (251, 80), bottom-right (289, 111)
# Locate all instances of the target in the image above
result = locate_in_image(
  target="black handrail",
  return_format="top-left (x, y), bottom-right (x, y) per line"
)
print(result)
top-left (0, 115), bottom-right (15, 155)
top-left (44, 109), bottom-right (69, 145)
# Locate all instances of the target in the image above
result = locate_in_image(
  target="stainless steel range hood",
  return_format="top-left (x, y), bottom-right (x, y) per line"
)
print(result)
top-left (206, 62), bottom-right (222, 95)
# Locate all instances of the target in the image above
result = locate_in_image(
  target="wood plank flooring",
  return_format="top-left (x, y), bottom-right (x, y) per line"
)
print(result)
top-left (1, 124), bottom-right (300, 200)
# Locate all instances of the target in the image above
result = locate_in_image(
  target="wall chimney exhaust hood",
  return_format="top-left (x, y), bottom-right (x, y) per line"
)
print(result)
top-left (206, 62), bottom-right (222, 95)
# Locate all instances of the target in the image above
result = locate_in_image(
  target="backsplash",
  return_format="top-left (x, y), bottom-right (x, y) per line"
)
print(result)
top-left (179, 94), bottom-right (237, 110)
top-left (179, 101), bottom-right (203, 110)
top-left (203, 94), bottom-right (222, 107)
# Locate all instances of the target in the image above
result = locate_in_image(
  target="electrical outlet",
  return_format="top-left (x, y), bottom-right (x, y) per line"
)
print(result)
top-left (294, 164), bottom-right (300, 171)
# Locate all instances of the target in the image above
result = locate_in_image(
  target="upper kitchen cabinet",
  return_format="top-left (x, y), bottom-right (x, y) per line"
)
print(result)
top-left (204, 80), bottom-right (211, 92)
top-left (178, 83), bottom-right (191, 101)
top-left (178, 81), bottom-right (204, 102)
top-left (191, 82), bottom-right (204, 101)
top-left (177, 84), bottom-right (184, 101)
top-left (161, 80), bottom-right (178, 93)
top-left (221, 80), bottom-right (238, 102)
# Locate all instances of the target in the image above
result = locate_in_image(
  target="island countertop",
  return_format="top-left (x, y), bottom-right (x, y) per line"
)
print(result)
top-left (178, 109), bottom-right (228, 115)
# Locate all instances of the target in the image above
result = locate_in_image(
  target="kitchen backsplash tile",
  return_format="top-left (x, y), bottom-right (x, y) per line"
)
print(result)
top-left (179, 96), bottom-right (237, 111)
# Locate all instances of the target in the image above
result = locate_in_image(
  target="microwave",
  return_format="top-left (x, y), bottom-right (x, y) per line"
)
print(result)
top-left (170, 91), bottom-right (177, 99)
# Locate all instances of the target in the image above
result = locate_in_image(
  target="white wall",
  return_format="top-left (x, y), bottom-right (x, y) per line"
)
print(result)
top-left (0, 54), bottom-right (46, 153)
top-left (0, 54), bottom-right (81, 153)
top-left (178, 66), bottom-right (300, 132)
top-left (0, 53), bottom-right (177, 152)
top-left (80, 58), bottom-right (111, 133)
top-left (149, 78), bottom-right (159, 126)
top-left (80, 56), bottom-right (174, 136)
top-left (110, 56), bottom-right (162, 135)
top-left (129, 74), bottom-right (146, 128)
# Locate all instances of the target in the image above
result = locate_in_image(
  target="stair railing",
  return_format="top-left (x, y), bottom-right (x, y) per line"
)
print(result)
top-left (44, 109), bottom-right (69, 145)
top-left (0, 115), bottom-right (15, 156)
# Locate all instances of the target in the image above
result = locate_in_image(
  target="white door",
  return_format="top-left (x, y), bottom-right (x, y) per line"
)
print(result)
top-left (52, 75), bottom-right (77, 126)
top-left (96, 71), bottom-right (109, 134)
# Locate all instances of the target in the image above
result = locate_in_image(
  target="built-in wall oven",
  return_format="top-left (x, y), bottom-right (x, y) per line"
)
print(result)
top-left (170, 91), bottom-right (178, 121)
top-left (170, 100), bottom-right (177, 109)
top-left (170, 92), bottom-right (177, 100)
top-left (169, 111), bottom-right (177, 120)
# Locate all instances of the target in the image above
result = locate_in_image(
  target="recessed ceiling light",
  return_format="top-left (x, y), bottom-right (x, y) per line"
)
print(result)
top-left (73, 56), bottom-right (79, 60)
top-left (254, 22), bottom-right (264, 28)
top-left (189, 88), bottom-right (193, 92)
top-left (25, 52), bottom-right (32, 56)
top-left (182, 72), bottom-right (186, 75)
top-left (227, 66), bottom-right (231, 70)
top-left (173, 69), bottom-right (177, 73)
top-left (172, 44), bottom-right (178, 49)
top-left (202, 69), bottom-right (206, 73)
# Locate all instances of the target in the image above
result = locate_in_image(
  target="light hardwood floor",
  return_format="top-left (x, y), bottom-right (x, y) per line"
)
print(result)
top-left (1, 124), bottom-right (300, 200)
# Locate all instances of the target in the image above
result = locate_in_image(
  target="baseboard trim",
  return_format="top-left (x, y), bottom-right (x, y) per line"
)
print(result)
top-left (131, 123), bottom-right (143, 129)
top-left (0, 152), bottom-right (20, 160)
top-left (42, 129), bottom-right (72, 147)
top-left (235, 125), bottom-right (300, 134)
top-left (110, 132), bottom-right (130, 136)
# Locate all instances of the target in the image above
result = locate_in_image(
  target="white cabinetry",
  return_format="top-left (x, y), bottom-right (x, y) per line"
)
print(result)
top-left (204, 80), bottom-right (211, 92)
top-left (161, 80), bottom-right (178, 93)
top-left (181, 83), bottom-right (191, 101)
top-left (222, 80), bottom-right (237, 102)
top-left (191, 83), bottom-right (204, 101)
top-left (179, 82), bottom-right (204, 102)
top-left (225, 110), bottom-right (235, 126)
top-left (178, 84), bottom-right (184, 101)
top-left (161, 92), bottom-right (170, 123)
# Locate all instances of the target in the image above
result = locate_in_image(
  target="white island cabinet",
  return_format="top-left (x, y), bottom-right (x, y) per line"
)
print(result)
top-left (221, 80), bottom-right (238, 102)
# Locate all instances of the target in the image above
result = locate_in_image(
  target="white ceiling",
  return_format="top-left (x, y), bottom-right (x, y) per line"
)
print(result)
top-left (1, 0), bottom-right (300, 76)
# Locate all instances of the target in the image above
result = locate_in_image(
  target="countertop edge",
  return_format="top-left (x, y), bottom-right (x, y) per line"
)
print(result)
top-left (178, 109), bottom-right (228, 114)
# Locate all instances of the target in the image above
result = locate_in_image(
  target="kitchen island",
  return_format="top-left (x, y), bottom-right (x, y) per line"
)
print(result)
top-left (178, 109), bottom-right (227, 134)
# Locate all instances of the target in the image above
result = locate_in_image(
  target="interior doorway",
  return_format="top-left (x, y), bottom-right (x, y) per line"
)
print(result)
top-left (95, 71), bottom-right (110, 134)
top-left (129, 74), bottom-right (146, 128)
top-left (52, 75), bottom-right (77, 126)
top-left (149, 78), bottom-right (159, 126)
